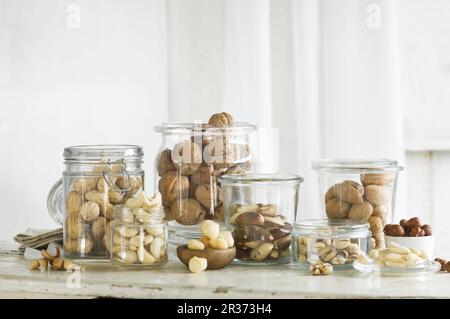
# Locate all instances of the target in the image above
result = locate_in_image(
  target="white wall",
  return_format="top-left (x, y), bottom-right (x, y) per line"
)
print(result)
top-left (0, 0), bottom-right (168, 239)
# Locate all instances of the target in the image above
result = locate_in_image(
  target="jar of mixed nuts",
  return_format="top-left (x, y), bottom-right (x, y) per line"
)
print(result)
top-left (311, 159), bottom-right (403, 249)
top-left (154, 112), bottom-right (257, 242)
top-left (293, 219), bottom-right (371, 270)
top-left (110, 193), bottom-right (168, 268)
top-left (219, 174), bottom-right (303, 265)
top-left (47, 145), bottom-right (144, 259)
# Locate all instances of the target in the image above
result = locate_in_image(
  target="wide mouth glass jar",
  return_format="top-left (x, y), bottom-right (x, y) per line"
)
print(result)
top-left (311, 159), bottom-right (403, 249)
top-left (110, 203), bottom-right (168, 268)
top-left (293, 219), bottom-right (371, 270)
top-left (219, 174), bottom-right (303, 265)
top-left (47, 145), bottom-right (145, 259)
top-left (154, 122), bottom-right (257, 242)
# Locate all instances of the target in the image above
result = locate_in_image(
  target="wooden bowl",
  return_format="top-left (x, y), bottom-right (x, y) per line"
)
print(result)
top-left (176, 245), bottom-right (236, 270)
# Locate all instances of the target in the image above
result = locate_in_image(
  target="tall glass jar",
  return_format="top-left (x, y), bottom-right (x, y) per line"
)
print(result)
top-left (154, 122), bottom-right (257, 242)
top-left (219, 174), bottom-right (303, 265)
top-left (47, 145), bottom-right (145, 259)
top-left (311, 159), bottom-right (403, 249)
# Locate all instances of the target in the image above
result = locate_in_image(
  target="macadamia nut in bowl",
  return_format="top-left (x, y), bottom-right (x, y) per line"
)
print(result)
top-left (312, 159), bottom-right (403, 249)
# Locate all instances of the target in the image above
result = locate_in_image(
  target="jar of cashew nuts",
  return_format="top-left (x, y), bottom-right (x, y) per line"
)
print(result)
top-left (154, 113), bottom-right (257, 242)
top-left (219, 174), bottom-right (303, 265)
top-left (47, 145), bottom-right (145, 259)
top-left (110, 193), bottom-right (168, 268)
top-left (312, 159), bottom-right (403, 249)
top-left (293, 219), bottom-right (371, 269)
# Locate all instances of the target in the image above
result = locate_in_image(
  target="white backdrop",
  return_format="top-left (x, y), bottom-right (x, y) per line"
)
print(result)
top-left (0, 0), bottom-right (448, 249)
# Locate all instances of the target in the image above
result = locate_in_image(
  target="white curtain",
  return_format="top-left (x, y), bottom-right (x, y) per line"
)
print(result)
top-left (0, 0), bottom-right (406, 239)
top-left (167, 0), bottom-right (406, 219)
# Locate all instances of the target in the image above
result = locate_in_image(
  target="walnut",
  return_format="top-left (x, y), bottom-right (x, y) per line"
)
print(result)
top-left (158, 171), bottom-right (189, 206)
top-left (204, 142), bottom-right (250, 170)
top-left (157, 148), bottom-right (175, 176)
top-left (348, 201), bottom-right (373, 221)
top-left (332, 180), bottom-right (364, 204)
top-left (191, 164), bottom-right (214, 185)
top-left (163, 205), bottom-right (174, 221)
top-left (171, 198), bottom-right (205, 225)
top-left (172, 140), bottom-right (202, 175)
top-left (214, 204), bottom-right (224, 222)
top-left (194, 184), bottom-right (222, 209)
top-left (383, 224), bottom-right (404, 237)
top-left (208, 112), bottom-right (234, 127)
top-left (325, 198), bottom-right (351, 219)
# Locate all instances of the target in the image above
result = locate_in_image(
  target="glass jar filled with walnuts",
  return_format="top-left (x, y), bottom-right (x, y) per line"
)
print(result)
top-left (154, 113), bottom-right (257, 242)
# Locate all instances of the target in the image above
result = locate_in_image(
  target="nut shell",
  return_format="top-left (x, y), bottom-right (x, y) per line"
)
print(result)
top-left (208, 112), bottom-right (234, 127)
top-left (171, 198), bottom-right (205, 225)
top-left (158, 171), bottom-right (189, 206)
top-left (157, 148), bottom-right (175, 176)
top-left (364, 185), bottom-right (392, 206)
top-left (333, 180), bottom-right (364, 204)
top-left (172, 140), bottom-right (202, 176)
top-left (361, 173), bottom-right (394, 186)
top-left (325, 198), bottom-right (351, 219)
top-left (194, 184), bottom-right (222, 209)
top-left (348, 201), bottom-right (373, 221)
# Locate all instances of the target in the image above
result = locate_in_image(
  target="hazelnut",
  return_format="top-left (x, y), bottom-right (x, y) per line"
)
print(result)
top-left (400, 219), bottom-right (408, 229)
top-left (406, 217), bottom-right (421, 229)
top-left (408, 226), bottom-right (422, 237)
top-left (158, 171), bottom-right (190, 206)
top-left (421, 224), bottom-right (433, 236)
top-left (195, 184), bottom-right (222, 209)
top-left (435, 258), bottom-right (447, 271)
top-left (383, 224), bottom-right (404, 237)
top-left (325, 198), bottom-right (351, 219)
top-left (172, 140), bottom-right (202, 175)
top-left (208, 112), bottom-right (234, 127)
top-left (171, 198), bottom-right (205, 225)
top-left (157, 148), bottom-right (175, 176)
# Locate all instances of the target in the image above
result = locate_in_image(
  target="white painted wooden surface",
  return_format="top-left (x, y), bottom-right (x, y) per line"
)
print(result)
top-left (0, 253), bottom-right (449, 299)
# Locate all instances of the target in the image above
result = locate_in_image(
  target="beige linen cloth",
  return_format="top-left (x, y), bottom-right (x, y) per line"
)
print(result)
top-left (11, 228), bottom-right (63, 254)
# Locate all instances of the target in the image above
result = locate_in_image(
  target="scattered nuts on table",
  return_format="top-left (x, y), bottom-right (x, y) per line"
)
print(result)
top-left (310, 262), bottom-right (334, 276)
top-left (435, 258), bottom-right (450, 272)
top-left (156, 112), bottom-right (253, 225)
top-left (64, 162), bottom-right (144, 257)
top-left (324, 174), bottom-right (396, 248)
top-left (230, 203), bottom-right (292, 262)
top-left (29, 247), bottom-right (83, 272)
top-left (112, 192), bottom-right (168, 267)
top-left (384, 217), bottom-right (432, 237)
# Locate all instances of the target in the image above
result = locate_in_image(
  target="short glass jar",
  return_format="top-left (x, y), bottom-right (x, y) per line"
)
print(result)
top-left (47, 145), bottom-right (145, 259)
top-left (311, 159), bottom-right (403, 249)
top-left (293, 219), bottom-right (371, 269)
top-left (154, 122), bottom-right (257, 241)
top-left (219, 174), bottom-right (303, 265)
top-left (110, 203), bottom-right (168, 268)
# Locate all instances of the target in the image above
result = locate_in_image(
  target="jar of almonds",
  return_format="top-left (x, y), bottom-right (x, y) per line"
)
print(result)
top-left (47, 145), bottom-right (145, 259)
top-left (154, 112), bottom-right (257, 242)
top-left (219, 174), bottom-right (303, 265)
top-left (110, 192), bottom-right (168, 268)
top-left (311, 159), bottom-right (403, 249)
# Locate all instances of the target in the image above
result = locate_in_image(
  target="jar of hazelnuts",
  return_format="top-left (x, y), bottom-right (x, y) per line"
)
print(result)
top-left (154, 113), bottom-right (257, 242)
top-left (47, 145), bottom-right (145, 259)
top-left (312, 159), bottom-right (403, 249)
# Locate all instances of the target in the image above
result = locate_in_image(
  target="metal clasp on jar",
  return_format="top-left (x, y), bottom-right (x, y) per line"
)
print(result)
top-left (102, 159), bottom-right (132, 195)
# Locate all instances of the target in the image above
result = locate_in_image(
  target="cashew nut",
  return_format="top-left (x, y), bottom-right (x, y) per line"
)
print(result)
top-left (150, 237), bottom-right (165, 260)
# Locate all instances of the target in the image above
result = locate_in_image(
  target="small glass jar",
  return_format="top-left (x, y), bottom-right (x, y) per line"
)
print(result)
top-left (219, 174), bottom-right (303, 265)
top-left (110, 205), bottom-right (168, 268)
top-left (154, 122), bottom-right (257, 242)
top-left (311, 159), bottom-right (403, 249)
top-left (293, 219), bottom-right (371, 269)
top-left (47, 145), bottom-right (145, 259)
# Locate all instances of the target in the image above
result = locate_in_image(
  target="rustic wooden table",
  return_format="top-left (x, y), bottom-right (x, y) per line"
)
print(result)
top-left (0, 246), bottom-right (449, 299)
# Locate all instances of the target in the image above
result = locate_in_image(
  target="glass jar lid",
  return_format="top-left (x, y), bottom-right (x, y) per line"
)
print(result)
top-left (63, 145), bottom-right (144, 163)
top-left (311, 159), bottom-right (403, 173)
top-left (294, 219), bottom-right (370, 239)
top-left (219, 173), bottom-right (304, 187)
top-left (154, 122), bottom-right (257, 136)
